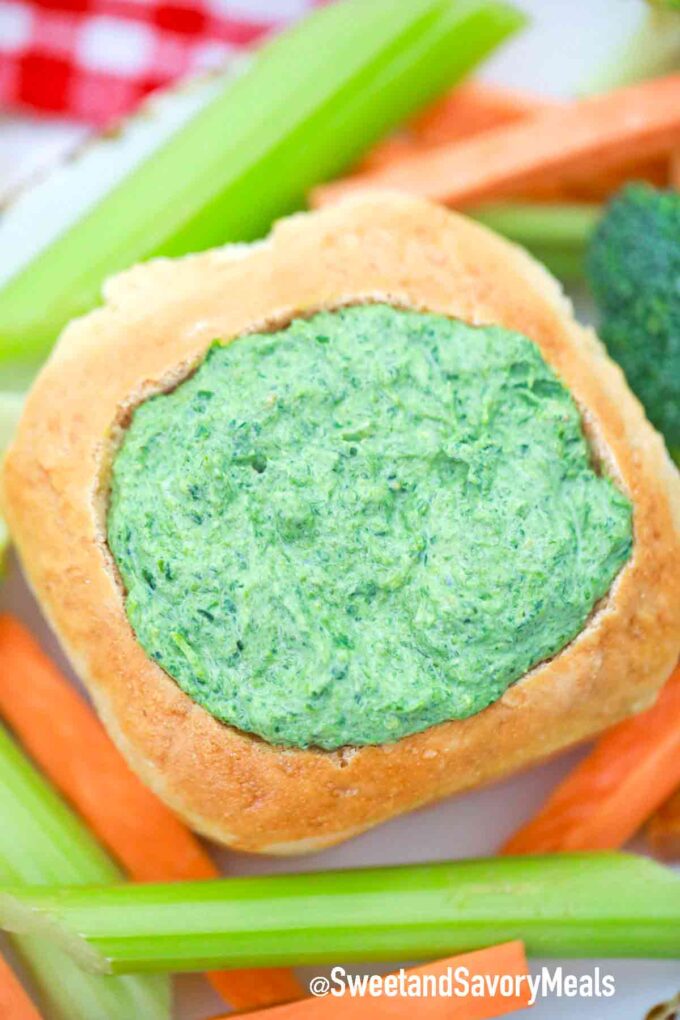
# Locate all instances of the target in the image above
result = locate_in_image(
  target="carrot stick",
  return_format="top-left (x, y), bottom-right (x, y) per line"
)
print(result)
top-left (502, 664), bottom-right (680, 855)
top-left (361, 81), bottom-right (668, 196)
top-left (313, 74), bottom-right (680, 209)
top-left (412, 80), bottom-right (558, 145)
top-left (671, 150), bottom-right (680, 189)
top-left (363, 137), bottom-right (668, 198)
top-left (363, 152), bottom-right (671, 203)
top-left (0, 614), bottom-right (302, 1012)
top-left (209, 942), bottom-right (532, 1020)
top-left (648, 787), bottom-right (680, 861)
top-left (207, 969), bottom-right (302, 1011)
top-left (360, 81), bottom-right (556, 172)
top-left (359, 134), bottom-right (425, 172)
top-left (411, 85), bottom-right (668, 195)
top-left (0, 954), bottom-right (42, 1020)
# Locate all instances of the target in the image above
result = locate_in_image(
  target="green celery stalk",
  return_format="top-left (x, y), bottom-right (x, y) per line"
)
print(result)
top-left (0, 393), bottom-right (23, 449)
top-left (519, 247), bottom-right (587, 281)
top-left (0, 392), bottom-right (24, 568)
top-left (0, 0), bottom-right (524, 368)
top-left (470, 202), bottom-right (601, 248)
top-left (0, 725), bottom-right (170, 1020)
top-left (1, 853), bottom-right (677, 974)
top-left (469, 202), bottom-right (602, 280)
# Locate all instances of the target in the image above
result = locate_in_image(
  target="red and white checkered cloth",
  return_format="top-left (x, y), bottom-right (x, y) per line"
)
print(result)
top-left (0, 0), bottom-right (321, 125)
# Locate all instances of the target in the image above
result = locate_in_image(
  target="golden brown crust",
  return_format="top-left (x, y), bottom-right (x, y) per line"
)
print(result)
top-left (3, 194), bottom-right (679, 854)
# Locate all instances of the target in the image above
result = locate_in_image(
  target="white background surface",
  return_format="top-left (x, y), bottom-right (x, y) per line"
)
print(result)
top-left (1, 0), bottom-right (678, 1017)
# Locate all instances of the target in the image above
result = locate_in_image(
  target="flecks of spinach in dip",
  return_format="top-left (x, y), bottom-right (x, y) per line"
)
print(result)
top-left (107, 304), bottom-right (632, 750)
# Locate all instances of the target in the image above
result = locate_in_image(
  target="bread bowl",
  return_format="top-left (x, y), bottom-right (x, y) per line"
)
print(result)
top-left (2, 193), bottom-right (679, 854)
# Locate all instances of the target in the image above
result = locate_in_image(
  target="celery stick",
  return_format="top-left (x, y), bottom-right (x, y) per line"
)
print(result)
top-left (16, 942), bottom-right (169, 1020)
top-left (518, 246), bottom-right (586, 281)
top-left (469, 202), bottom-right (602, 280)
top-left (0, 519), bottom-right (8, 571)
top-left (0, 393), bottom-right (22, 450)
top-left (470, 203), bottom-right (601, 248)
top-left (0, 0), bottom-right (524, 367)
top-left (0, 392), bottom-right (24, 570)
top-left (0, 726), bottom-right (170, 1020)
top-left (1, 853), bottom-right (677, 974)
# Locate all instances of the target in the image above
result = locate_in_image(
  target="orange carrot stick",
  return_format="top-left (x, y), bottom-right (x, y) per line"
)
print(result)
top-left (0, 614), bottom-right (302, 1012)
top-left (313, 74), bottom-right (680, 210)
top-left (412, 81), bottom-right (558, 146)
top-left (671, 150), bottom-right (680, 189)
top-left (648, 786), bottom-right (680, 861)
top-left (363, 137), bottom-right (668, 198)
top-left (360, 82), bottom-right (556, 172)
top-left (502, 664), bottom-right (680, 855)
top-left (209, 942), bottom-right (532, 1020)
top-left (410, 84), bottom-right (668, 196)
top-left (359, 134), bottom-right (424, 172)
top-left (0, 954), bottom-right (42, 1020)
top-left (360, 81), bottom-right (667, 196)
top-left (369, 155), bottom-right (671, 204)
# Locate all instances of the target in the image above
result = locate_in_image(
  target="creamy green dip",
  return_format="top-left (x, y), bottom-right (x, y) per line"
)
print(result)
top-left (108, 304), bottom-right (632, 750)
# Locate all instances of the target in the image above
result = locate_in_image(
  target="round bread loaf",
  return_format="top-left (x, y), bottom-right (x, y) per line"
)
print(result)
top-left (3, 194), bottom-right (679, 853)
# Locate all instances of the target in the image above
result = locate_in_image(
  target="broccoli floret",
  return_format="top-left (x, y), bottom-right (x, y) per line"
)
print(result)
top-left (586, 184), bottom-right (680, 461)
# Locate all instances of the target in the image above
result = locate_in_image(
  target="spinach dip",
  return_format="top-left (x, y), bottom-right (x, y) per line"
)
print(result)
top-left (108, 304), bottom-right (632, 749)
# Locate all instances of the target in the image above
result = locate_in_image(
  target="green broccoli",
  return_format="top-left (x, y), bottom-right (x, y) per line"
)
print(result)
top-left (586, 183), bottom-right (680, 462)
